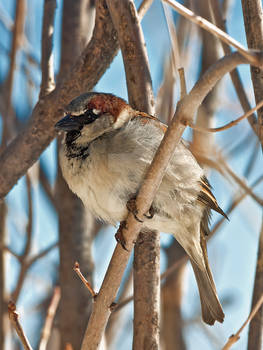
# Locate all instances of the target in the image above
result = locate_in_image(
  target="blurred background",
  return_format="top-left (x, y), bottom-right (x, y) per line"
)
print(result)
top-left (0, 0), bottom-right (262, 349)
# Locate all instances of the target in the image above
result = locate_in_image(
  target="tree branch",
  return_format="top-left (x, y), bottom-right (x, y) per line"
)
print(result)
top-left (8, 301), bottom-right (33, 350)
top-left (39, 0), bottom-right (56, 98)
top-left (106, 1), bottom-right (159, 349)
top-left (164, 0), bottom-right (263, 67)
top-left (222, 293), bottom-right (263, 350)
top-left (208, 0), bottom-right (259, 137)
top-left (39, 287), bottom-right (61, 350)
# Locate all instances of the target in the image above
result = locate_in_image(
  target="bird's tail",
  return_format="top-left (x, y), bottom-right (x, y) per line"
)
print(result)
top-left (190, 259), bottom-right (224, 325)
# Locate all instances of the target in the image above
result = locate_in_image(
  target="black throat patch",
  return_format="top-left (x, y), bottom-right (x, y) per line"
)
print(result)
top-left (65, 131), bottom-right (90, 160)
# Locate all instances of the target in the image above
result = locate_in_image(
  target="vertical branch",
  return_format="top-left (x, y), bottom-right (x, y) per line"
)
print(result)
top-left (39, 0), bottom-right (56, 98)
top-left (106, 1), bottom-right (159, 349)
top-left (208, 0), bottom-right (258, 136)
top-left (247, 218), bottom-right (263, 350)
top-left (0, 202), bottom-right (7, 349)
top-left (11, 175), bottom-right (33, 303)
top-left (161, 242), bottom-right (186, 350)
top-left (56, 1), bottom-right (95, 349)
top-left (191, 0), bottom-right (220, 160)
top-left (241, 0), bottom-right (263, 145)
top-left (241, 2), bottom-right (263, 349)
top-left (106, 0), bottom-right (154, 113)
top-left (2, 0), bottom-right (26, 145)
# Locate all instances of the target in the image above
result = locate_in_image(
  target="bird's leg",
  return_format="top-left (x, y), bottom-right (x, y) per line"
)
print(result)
top-left (115, 221), bottom-right (129, 251)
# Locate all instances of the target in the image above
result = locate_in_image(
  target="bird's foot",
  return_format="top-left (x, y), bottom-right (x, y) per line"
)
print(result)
top-left (126, 197), bottom-right (143, 223)
top-left (115, 221), bottom-right (129, 251)
top-left (144, 206), bottom-right (155, 219)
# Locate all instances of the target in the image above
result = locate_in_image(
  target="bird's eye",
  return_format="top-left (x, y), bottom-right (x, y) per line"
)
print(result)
top-left (80, 109), bottom-right (101, 124)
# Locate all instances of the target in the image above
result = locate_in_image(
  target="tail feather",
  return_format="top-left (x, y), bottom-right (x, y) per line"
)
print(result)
top-left (190, 260), bottom-right (224, 325)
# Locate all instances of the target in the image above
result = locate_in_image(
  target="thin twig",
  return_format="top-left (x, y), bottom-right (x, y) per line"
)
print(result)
top-left (188, 99), bottom-right (263, 133)
top-left (2, 0), bottom-right (26, 145)
top-left (39, 0), bottom-right (56, 98)
top-left (28, 242), bottom-right (58, 267)
top-left (208, 0), bottom-right (258, 136)
top-left (178, 67), bottom-right (187, 98)
top-left (138, 0), bottom-right (154, 21)
top-left (73, 262), bottom-right (97, 297)
top-left (11, 174), bottom-right (33, 303)
top-left (39, 287), bottom-right (61, 350)
top-left (222, 293), bottom-right (263, 350)
top-left (163, 0), bottom-right (263, 67)
top-left (8, 301), bottom-right (33, 350)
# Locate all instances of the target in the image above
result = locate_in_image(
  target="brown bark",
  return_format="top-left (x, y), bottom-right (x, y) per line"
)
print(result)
top-left (57, 1), bottom-right (95, 349)
top-left (161, 241), bottom-right (186, 350)
top-left (105, 1), bottom-right (159, 349)
top-left (57, 170), bottom-right (94, 350)
top-left (0, 202), bottom-right (6, 349)
top-left (133, 230), bottom-right (160, 350)
top-left (241, 1), bottom-right (263, 349)
top-left (242, 0), bottom-right (263, 145)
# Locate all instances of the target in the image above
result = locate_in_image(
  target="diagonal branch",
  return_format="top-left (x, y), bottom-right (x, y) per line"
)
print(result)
top-left (8, 301), bottom-right (33, 350)
top-left (163, 0), bottom-right (263, 67)
top-left (208, 0), bottom-right (258, 136)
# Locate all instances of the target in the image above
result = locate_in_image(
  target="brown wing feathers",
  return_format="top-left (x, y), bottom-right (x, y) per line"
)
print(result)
top-left (198, 176), bottom-right (228, 220)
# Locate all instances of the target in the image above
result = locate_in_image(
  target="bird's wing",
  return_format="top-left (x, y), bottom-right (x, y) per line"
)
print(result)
top-left (198, 176), bottom-right (228, 219)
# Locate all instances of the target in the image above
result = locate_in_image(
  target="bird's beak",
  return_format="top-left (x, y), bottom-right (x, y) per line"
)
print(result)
top-left (55, 114), bottom-right (82, 132)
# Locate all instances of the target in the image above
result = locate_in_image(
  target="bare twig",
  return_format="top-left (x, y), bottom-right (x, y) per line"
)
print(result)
top-left (241, 3), bottom-right (263, 347)
top-left (11, 174), bottom-right (33, 303)
top-left (107, 0), bottom-right (154, 113)
top-left (178, 67), bottom-right (187, 98)
top-left (163, 0), bottom-right (263, 67)
top-left (188, 99), bottom-right (263, 133)
top-left (74, 262), bottom-right (96, 297)
top-left (242, 0), bottom-right (263, 146)
top-left (39, 0), bottom-right (56, 98)
top-left (39, 287), bottom-right (61, 350)
top-left (2, 0), bottom-right (26, 144)
top-left (138, 0), bottom-right (154, 21)
top-left (8, 301), bottom-right (33, 350)
top-left (28, 242), bottom-right (58, 266)
top-left (106, 1), bottom-right (159, 349)
top-left (222, 293), bottom-right (263, 350)
top-left (208, 0), bottom-right (258, 136)
top-left (0, 202), bottom-right (6, 349)
top-left (248, 215), bottom-right (263, 350)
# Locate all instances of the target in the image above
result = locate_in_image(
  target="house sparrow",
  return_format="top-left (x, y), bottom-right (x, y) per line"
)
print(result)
top-left (55, 92), bottom-right (227, 325)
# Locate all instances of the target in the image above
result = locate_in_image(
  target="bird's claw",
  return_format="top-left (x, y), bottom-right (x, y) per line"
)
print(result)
top-left (126, 197), bottom-right (143, 222)
top-left (144, 206), bottom-right (155, 219)
top-left (115, 221), bottom-right (129, 251)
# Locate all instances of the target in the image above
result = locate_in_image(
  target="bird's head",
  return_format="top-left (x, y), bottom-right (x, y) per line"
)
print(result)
top-left (55, 92), bottom-right (134, 146)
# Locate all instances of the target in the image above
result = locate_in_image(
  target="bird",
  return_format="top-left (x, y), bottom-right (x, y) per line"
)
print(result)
top-left (55, 92), bottom-right (227, 325)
